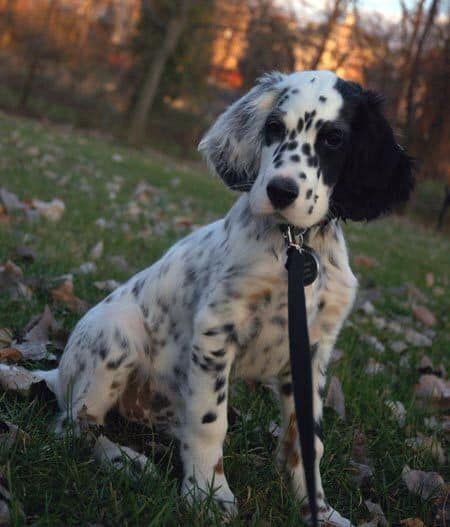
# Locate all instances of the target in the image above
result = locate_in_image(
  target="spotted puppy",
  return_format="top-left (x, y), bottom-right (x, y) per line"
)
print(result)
top-left (46, 70), bottom-right (413, 525)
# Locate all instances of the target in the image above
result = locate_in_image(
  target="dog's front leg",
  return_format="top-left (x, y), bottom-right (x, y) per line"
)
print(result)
top-left (277, 306), bottom-right (354, 526)
top-left (180, 313), bottom-right (237, 516)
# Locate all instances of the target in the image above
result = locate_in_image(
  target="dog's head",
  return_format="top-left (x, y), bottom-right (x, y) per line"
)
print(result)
top-left (199, 70), bottom-right (414, 227)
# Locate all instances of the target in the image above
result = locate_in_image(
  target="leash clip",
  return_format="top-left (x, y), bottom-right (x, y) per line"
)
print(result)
top-left (283, 225), bottom-right (305, 252)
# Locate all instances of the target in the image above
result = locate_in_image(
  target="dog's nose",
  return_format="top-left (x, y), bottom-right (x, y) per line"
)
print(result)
top-left (267, 177), bottom-right (299, 209)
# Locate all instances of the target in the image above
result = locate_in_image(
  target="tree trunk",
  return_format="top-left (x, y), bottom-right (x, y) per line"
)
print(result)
top-left (404, 0), bottom-right (440, 147)
top-left (17, 0), bottom-right (58, 110)
top-left (309, 0), bottom-right (343, 70)
top-left (127, 0), bottom-right (191, 145)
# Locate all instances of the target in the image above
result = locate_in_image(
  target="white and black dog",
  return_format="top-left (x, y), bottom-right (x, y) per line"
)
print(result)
top-left (43, 70), bottom-right (413, 525)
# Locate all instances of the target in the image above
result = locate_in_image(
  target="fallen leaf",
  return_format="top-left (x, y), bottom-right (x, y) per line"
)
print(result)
top-left (31, 198), bottom-right (65, 221)
top-left (93, 435), bottom-right (155, 476)
top-left (348, 460), bottom-right (372, 485)
top-left (325, 376), bottom-right (346, 420)
top-left (89, 241), bottom-right (104, 261)
top-left (389, 340), bottom-right (408, 353)
top-left (364, 500), bottom-right (388, 527)
top-left (406, 283), bottom-right (428, 304)
top-left (359, 300), bottom-right (376, 315)
top-left (412, 304), bottom-right (436, 326)
top-left (14, 245), bottom-right (36, 263)
top-left (417, 355), bottom-right (433, 373)
top-left (414, 375), bottom-right (450, 403)
top-left (174, 216), bottom-right (192, 227)
top-left (405, 328), bottom-right (432, 347)
top-left (361, 335), bottom-right (385, 354)
top-left (133, 182), bottom-right (160, 203)
top-left (0, 261), bottom-right (31, 300)
top-left (385, 400), bottom-right (406, 427)
top-left (51, 277), bottom-right (89, 314)
top-left (75, 262), bottom-right (97, 275)
top-left (0, 348), bottom-right (23, 363)
top-left (353, 254), bottom-right (379, 268)
top-left (0, 188), bottom-right (25, 213)
top-left (0, 420), bottom-right (29, 449)
top-left (400, 518), bottom-right (426, 527)
top-left (402, 465), bottom-right (445, 499)
top-left (0, 364), bottom-right (54, 397)
top-left (0, 329), bottom-right (13, 349)
top-left (93, 280), bottom-right (120, 292)
top-left (405, 436), bottom-right (446, 464)
top-left (364, 358), bottom-right (386, 375)
top-left (425, 272), bottom-right (435, 288)
top-left (11, 305), bottom-right (59, 361)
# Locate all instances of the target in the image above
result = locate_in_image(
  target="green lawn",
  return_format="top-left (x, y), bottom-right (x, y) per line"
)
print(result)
top-left (0, 112), bottom-right (448, 526)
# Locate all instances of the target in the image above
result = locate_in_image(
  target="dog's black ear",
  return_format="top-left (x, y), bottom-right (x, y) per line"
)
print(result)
top-left (332, 89), bottom-right (414, 221)
top-left (198, 72), bottom-right (285, 190)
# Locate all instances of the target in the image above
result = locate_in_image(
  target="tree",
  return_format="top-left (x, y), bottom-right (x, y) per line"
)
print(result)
top-left (127, 0), bottom-right (193, 145)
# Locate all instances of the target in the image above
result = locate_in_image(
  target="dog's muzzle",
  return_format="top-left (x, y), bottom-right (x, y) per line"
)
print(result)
top-left (267, 176), bottom-right (299, 209)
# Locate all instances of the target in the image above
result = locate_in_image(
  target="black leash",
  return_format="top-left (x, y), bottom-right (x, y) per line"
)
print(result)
top-left (282, 224), bottom-right (319, 527)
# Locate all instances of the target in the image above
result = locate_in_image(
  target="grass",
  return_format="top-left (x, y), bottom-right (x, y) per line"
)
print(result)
top-left (0, 111), bottom-right (449, 526)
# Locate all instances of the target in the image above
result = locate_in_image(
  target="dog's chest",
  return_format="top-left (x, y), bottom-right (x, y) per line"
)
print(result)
top-left (231, 281), bottom-right (319, 380)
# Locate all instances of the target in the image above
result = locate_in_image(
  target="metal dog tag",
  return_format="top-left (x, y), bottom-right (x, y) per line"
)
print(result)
top-left (302, 246), bottom-right (320, 286)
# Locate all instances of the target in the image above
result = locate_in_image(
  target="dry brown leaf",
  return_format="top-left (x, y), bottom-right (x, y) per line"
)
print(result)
top-left (414, 374), bottom-right (450, 402)
top-left (51, 278), bottom-right (88, 314)
top-left (89, 240), bottom-right (104, 261)
top-left (402, 465), bottom-right (445, 499)
top-left (0, 348), bottom-right (23, 363)
top-left (352, 428), bottom-right (370, 465)
top-left (364, 500), bottom-right (388, 527)
top-left (353, 254), bottom-right (379, 268)
top-left (425, 272), bottom-right (435, 288)
top-left (0, 364), bottom-right (55, 398)
top-left (385, 400), bottom-right (406, 427)
top-left (412, 304), bottom-right (436, 326)
top-left (348, 460), bottom-right (373, 485)
top-left (14, 245), bottom-right (36, 263)
top-left (0, 420), bottom-right (29, 449)
top-left (325, 376), bottom-right (346, 420)
top-left (11, 305), bottom-right (60, 361)
top-left (404, 436), bottom-right (446, 464)
top-left (0, 188), bottom-right (25, 212)
top-left (174, 216), bottom-right (192, 227)
top-left (400, 518), bottom-right (426, 527)
top-left (31, 198), bottom-right (65, 221)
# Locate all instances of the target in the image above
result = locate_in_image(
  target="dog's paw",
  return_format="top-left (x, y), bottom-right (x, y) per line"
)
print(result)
top-left (181, 475), bottom-right (238, 518)
top-left (318, 506), bottom-right (354, 527)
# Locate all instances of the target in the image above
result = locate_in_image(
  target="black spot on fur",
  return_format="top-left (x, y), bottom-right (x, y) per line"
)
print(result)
top-left (297, 118), bottom-right (304, 133)
top-left (319, 95), bottom-right (327, 102)
top-left (217, 392), bottom-right (226, 405)
top-left (202, 412), bottom-right (217, 424)
top-left (106, 354), bottom-right (127, 369)
top-left (287, 141), bottom-right (298, 151)
top-left (306, 189), bottom-right (313, 199)
top-left (290, 155), bottom-right (300, 162)
top-left (215, 376), bottom-right (226, 392)
top-left (299, 172), bottom-right (306, 179)
top-left (302, 143), bottom-right (311, 155)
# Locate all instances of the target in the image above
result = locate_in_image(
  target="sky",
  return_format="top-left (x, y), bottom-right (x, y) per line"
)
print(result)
top-left (281, 0), bottom-right (426, 22)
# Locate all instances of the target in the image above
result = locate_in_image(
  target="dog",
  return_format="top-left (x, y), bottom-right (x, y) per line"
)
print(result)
top-left (42, 70), bottom-right (413, 526)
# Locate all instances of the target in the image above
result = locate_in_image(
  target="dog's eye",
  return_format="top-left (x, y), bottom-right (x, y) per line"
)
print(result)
top-left (324, 129), bottom-right (344, 148)
top-left (264, 118), bottom-right (286, 145)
